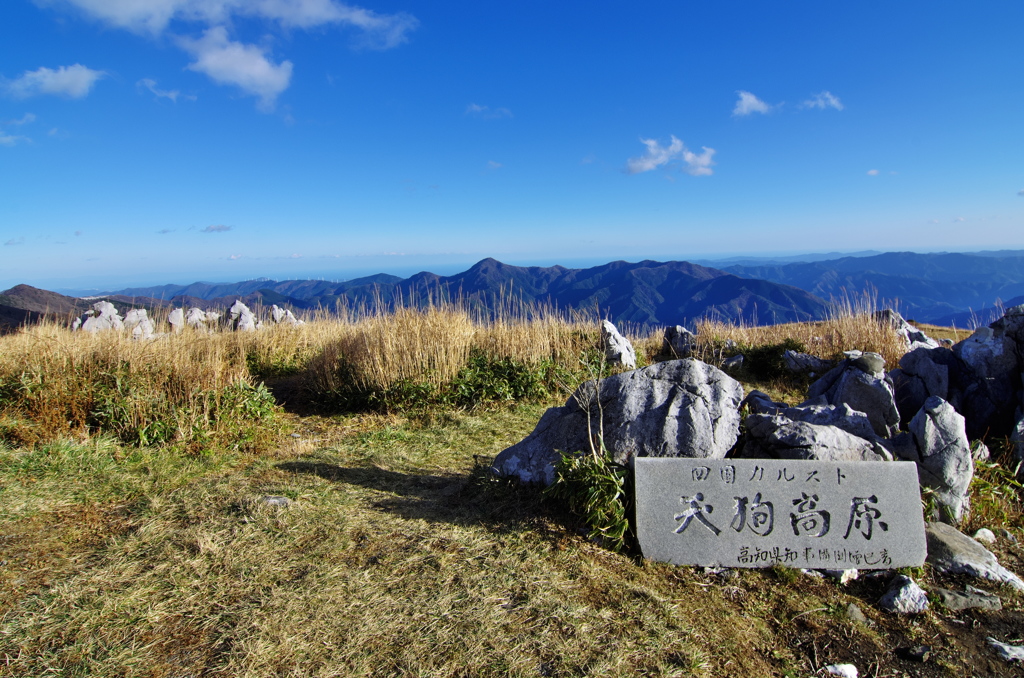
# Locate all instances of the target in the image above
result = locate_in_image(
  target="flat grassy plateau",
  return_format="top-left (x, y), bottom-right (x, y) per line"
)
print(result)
top-left (0, 305), bottom-right (1021, 677)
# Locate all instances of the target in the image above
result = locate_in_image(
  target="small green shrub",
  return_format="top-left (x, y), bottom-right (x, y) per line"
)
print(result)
top-left (545, 445), bottom-right (633, 553)
top-left (736, 338), bottom-right (807, 381)
top-left (446, 351), bottom-right (545, 408)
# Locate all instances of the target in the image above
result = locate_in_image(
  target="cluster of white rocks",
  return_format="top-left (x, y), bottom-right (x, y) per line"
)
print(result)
top-left (72, 300), bottom-right (302, 338)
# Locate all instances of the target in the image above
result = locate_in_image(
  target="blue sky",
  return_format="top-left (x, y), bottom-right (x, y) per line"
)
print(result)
top-left (2, 0), bottom-right (1023, 291)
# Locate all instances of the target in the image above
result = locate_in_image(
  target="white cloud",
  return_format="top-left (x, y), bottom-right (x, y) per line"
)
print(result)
top-left (48, 0), bottom-right (417, 46)
top-left (626, 135), bottom-right (715, 176)
top-left (201, 223), bottom-right (232, 232)
top-left (4, 113), bottom-right (36, 125)
top-left (466, 103), bottom-right (513, 119)
top-left (802, 90), bottom-right (844, 111)
top-left (4, 64), bottom-right (105, 99)
top-left (486, 160), bottom-right (502, 169)
top-left (866, 169), bottom-right (879, 176)
top-left (179, 27), bottom-right (292, 110)
top-left (228, 253), bottom-right (242, 259)
top-left (0, 134), bottom-right (30, 146)
top-left (4, 237), bottom-right (24, 246)
top-left (732, 90), bottom-right (772, 116)
top-left (138, 77), bottom-right (193, 102)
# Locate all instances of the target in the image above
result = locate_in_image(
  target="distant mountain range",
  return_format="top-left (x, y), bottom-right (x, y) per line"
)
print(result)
top-left (5, 251), bottom-right (1024, 333)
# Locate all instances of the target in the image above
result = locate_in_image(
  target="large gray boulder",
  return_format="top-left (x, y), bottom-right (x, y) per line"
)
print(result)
top-left (167, 308), bottom-right (185, 333)
top-left (123, 309), bottom-right (154, 340)
top-left (75, 301), bottom-right (124, 333)
top-left (270, 304), bottom-right (302, 325)
top-left (926, 522), bottom-right (1024, 591)
top-left (230, 300), bottom-right (257, 332)
top-left (875, 309), bottom-right (940, 352)
top-left (951, 307), bottom-right (1024, 439)
top-left (492, 359), bottom-right (743, 485)
top-left (663, 325), bottom-right (696, 358)
top-left (909, 396), bottom-right (973, 522)
top-left (783, 350), bottom-right (832, 374)
top-left (601, 320), bottom-right (636, 369)
top-left (741, 414), bottom-right (888, 462)
top-left (804, 352), bottom-right (900, 438)
top-left (889, 346), bottom-right (964, 424)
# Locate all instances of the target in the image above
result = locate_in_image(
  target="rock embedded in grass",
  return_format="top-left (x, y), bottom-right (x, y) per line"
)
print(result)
top-left (492, 358), bottom-right (743, 484)
top-left (925, 521), bottom-right (1024, 591)
top-left (878, 574), bottom-right (928, 614)
top-left (600, 320), bottom-right (636, 369)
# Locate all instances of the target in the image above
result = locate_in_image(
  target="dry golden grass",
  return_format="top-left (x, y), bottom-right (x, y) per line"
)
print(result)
top-left (686, 294), bottom-right (910, 371)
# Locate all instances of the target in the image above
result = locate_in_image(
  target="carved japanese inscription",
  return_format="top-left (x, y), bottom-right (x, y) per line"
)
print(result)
top-left (635, 459), bottom-right (927, 569)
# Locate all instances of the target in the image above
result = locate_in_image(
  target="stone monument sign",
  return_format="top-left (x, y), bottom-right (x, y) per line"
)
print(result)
top-left (635, 458), bottom-right (927, 569)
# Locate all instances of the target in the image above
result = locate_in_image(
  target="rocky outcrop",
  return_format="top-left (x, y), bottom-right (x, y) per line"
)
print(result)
top-left (875, 309), bottom-right (940, 351)
top-left (270, 304), bottom-right (302, 325)
top-left (663, 325), bottom-right (696, 357)
top-left (230, 300), bottom-right (258, 332)
top-left (925, 522), bottom-right (1024, 591)
top-left (601, 320), bottom-right (636, 369)
top-left (123, 309), bottom-right (154, 340)
top-left (908, 397), bottom-right (973, 522)
top-left (804, 351), bottom-right (900, 438)
top-left (742, 413), bottom-right (888, 462)
top-left (783, 350), bottom-right (832, 374)
top-left (492, 359), bottom-right (743, 485)
top-left (73, 301), bottom-right (124, 332)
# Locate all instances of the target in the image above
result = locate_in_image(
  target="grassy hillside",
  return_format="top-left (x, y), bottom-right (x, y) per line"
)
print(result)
top-left (0, 305), bottom-right (1021, 677)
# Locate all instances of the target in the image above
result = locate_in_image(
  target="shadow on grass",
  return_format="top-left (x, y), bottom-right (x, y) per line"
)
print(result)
top-left (276, 459), bottom-right (572, 538)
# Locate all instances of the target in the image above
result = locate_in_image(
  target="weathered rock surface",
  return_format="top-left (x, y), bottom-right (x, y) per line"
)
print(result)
top-left (123, 308), bottom-right (154, 340)
top-left (741, 414), bottom-right (887, 462)
top-left (952, 309), bottom-right (1024, 439)
top-left (889, 346), bottom-right (962, 424)
top-left (805, 353), bottom-right (900, 438)
top-left (783, 350), bottom-right (832, 374)
top-left (988, 637), bottom-right (1024, 662)
top-left (230, 300), bottom-right (257, 332)
top-left (168, 308), bottom-right (185, 333)
top-left (270, 304), bottom-right (302, 325)
top-left (75, 301), bottom-right (124, 332)
top-left (876, 309), bottom-right (940, 352)
top-left (601, 320), bottom-right (636, 369)
top-left (935, 587), bottom-right (1002, 612)
top-left (663, 325), bottom-right (695, 357)
top-left (909, 396), bottom-right (973, 522)
top-left (492, 359), bottom-right (743, 485)
top-left (878, 575), bottom-right (928, 614)
top-left (925, 522), bottom-right (1024, 591)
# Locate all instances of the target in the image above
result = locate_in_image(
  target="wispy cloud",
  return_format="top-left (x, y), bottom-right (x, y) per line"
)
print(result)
top-left (137, 78), bottom-right (193, 103)
top-left (45, 1), bottom-right (417, 105)
top-left (4, 113), bottom-right (36, 125)
top-left (0, 134), bottom-right (30, 147)
top-left (466, 103), bottom-right (513, 119)
top-left (486, 160), bottom-right (502, 169)
top-left (732, 90), bottom-right (772, 116)
top-left (51, 0), bottom-right (419, 43)
top-left (179, 28), bottom-right (292, 111)
top-left (1018, 188), bottom-right (1024, 196)
top-left (626, 135), bottom-right (715, 176)
top-left (3, 64), bottom-right (105, 99)
top-left (866, 169), bottom-right (879, 176)
top-left (228, 254), bottom-right (242, 259)
top-left (201, 224), bottom-right (232, 233)
top-left (157, 228), bottom-right (174, 234)
top-left (4, 237), bottom-right (24, 246)
top-left (801, 90), bottom-right (844, 111)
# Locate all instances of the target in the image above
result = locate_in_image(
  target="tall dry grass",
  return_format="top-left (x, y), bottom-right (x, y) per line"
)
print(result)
top-left (0, 292), bottom-right (912, 446)
top-left (0, 320), bottom-right (276, 449)
top-left (682, 291), bottom-right (909, 370)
